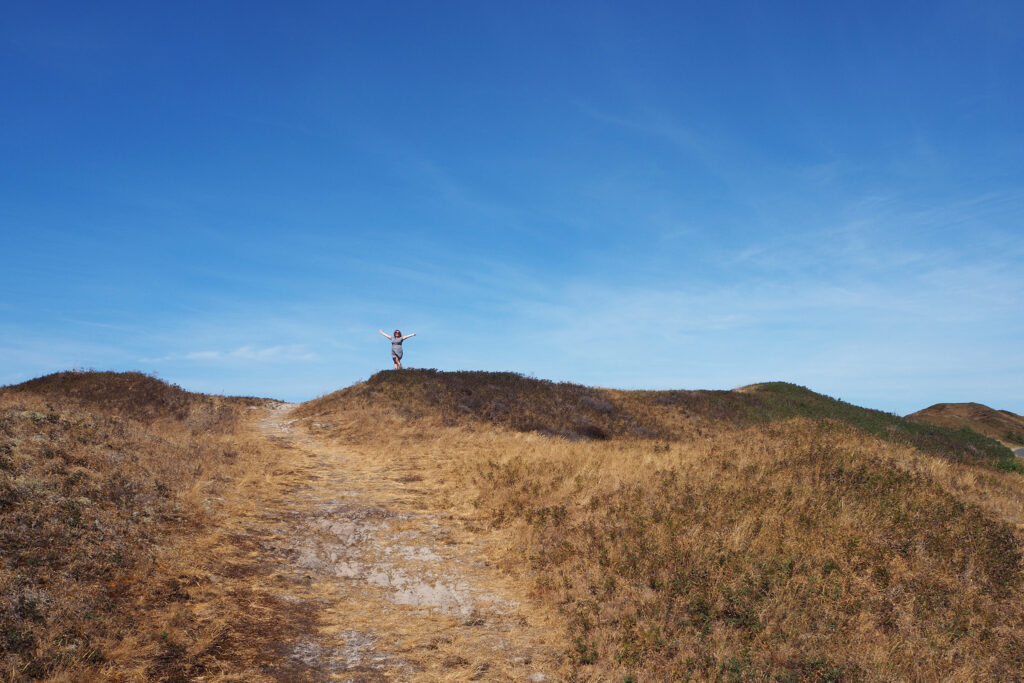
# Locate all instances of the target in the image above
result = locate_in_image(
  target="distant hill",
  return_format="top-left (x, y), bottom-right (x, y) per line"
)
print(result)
top-left (908, 402), bottom-right (1024, 447)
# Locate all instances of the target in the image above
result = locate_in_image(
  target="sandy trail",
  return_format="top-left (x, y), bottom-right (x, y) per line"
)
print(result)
top-left (201, 402), bottom-right (560, 681)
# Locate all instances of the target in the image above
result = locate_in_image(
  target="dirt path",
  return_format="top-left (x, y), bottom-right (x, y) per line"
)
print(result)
top-left (195, 403), bottom-right (561, 681)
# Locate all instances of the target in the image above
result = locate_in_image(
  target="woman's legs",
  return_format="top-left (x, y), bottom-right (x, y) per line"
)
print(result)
top-left (392, 355), bottom-right (402, 370)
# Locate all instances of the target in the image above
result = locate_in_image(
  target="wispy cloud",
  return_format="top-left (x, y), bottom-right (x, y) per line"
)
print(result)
top-left (575, 101), bottom-right (706, 156)
top-left (718, 189), bottom-right (1024, 277)
top-left (149, 345), bottom-right (319, 363)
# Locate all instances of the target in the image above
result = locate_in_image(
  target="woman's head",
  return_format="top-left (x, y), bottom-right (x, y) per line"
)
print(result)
top-left (394, 329), bottom-right (401, 337)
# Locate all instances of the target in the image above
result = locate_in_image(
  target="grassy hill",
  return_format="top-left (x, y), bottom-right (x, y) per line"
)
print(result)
top-left (0, 371), bottom-right (272, 679)
top-left (908, 402), bottom-right (1024, 448)
top-left (300, 369), bottom-right (1024, 680)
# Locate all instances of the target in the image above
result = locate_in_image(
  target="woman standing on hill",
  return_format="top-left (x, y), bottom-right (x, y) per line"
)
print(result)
top-left (379, 329), bottom-right (416, 370)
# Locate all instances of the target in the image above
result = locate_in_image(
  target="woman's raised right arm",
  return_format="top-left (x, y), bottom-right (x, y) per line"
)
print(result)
top-left (378, 329), bottom-right (392, 339)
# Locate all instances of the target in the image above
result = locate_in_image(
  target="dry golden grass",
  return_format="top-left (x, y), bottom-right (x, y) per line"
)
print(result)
top-left (300, 371), bottom-right (1024, 681)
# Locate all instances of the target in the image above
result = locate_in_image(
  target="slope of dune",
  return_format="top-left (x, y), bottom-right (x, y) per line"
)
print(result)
top-left (0, 372), bottom-right (275, 679)
top-left (297, 370), bottom-right (1024, 679)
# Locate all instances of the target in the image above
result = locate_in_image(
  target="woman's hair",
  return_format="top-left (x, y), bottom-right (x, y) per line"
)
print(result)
top-left (394, 329), bottom-right (401, 337)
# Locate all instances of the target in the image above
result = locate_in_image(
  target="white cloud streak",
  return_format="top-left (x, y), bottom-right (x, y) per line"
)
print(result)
top-left (154, 345), bottom-right (319, 363)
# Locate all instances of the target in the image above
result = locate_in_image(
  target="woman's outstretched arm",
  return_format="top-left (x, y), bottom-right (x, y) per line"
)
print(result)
top-left (402, 333), bottom-right (416, 340)
top-left (378, 329), bottom-right (392, 339)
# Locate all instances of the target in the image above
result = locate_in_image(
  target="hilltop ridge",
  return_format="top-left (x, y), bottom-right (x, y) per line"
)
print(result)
top-left (301, 369), bottom-right (1018, 470)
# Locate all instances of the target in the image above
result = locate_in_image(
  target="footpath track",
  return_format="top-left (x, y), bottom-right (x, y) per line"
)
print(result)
top-left (197, 403), bottom-right (559, 682)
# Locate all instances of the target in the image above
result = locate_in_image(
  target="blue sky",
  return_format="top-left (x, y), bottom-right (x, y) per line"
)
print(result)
top-left (2, 1), bottom-right (1022, 414)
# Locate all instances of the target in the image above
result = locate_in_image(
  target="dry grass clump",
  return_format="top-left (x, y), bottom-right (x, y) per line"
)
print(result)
top-left (0, 371), bottom-right (272, 681)
top-left (300, 371), bottom-right (1024, 680)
